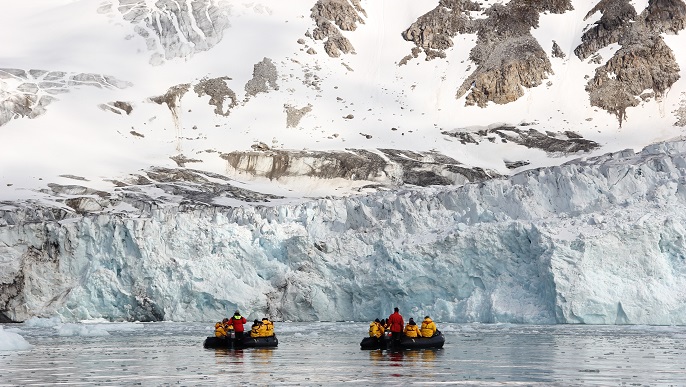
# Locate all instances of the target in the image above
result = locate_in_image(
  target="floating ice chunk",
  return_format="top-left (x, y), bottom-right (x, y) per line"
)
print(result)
top-left (80, 318), bottom-right (111, 323)
top-left (24, 316), bottom-right (62, 328)
top-left (0, 326), bottom-right (33, 351)
top-left (83, 321), bottom-right (144, 332)
top-left (56, 323), bottom-right (111, 337)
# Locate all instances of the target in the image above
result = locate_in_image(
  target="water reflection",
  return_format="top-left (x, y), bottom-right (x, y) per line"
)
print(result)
top-left (1, 322), bottom-right (686, 385)
top-left (213, 348), bottom-right (244, 364)
top-left (419, 348), bottom-right (438, 363)
top-left (368, 349), bottom-right (384, 363)
top-left (251, 348), bottom-right (274, 364)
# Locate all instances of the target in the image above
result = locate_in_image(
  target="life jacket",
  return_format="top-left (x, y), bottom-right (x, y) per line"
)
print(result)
top-left (261, 320), bottom-right (274, 337)
top-left (404, 324), bottom-right (421, 338)
top-left (369, 322), bottom-right (381, 338)
top-left (255, 324), bottom-right (269, 337)
top-left (214, 322), bottom-right (228, 338)
top-left (420, 318), bottom-right (437, 337)
top-left (250, 323), bottom-right (262, 338)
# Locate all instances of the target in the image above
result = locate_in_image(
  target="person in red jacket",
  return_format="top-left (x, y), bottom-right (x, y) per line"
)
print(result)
top-left (387, 307), bottom-right (404, 343)
top-left (230, 310), bottom-right (247, 339)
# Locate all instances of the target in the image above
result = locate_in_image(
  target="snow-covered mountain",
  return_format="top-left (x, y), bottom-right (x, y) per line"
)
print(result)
top-left (1, 0), bottom-right (686, 323)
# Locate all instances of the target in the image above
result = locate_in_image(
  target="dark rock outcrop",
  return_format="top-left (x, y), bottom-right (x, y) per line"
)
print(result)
top-left (574, 0), bottom-right (638, 60)
top-left (244, 58), bottom-right (279, 98)
top-left (220, 148), bottom-right (497, 187)
top-left (442, 126), bottom-right (599, 154)
top-left (285, 104), bottom-right (313, 127)
top-left (402, 0), bottom-right (573, 107)
top-left (676, 93), bottom-right (686, 126)
top-left (401, 0), bottom-right (480, 55)
top-left (194, 77), bottom-right (237, 116)
top-left (576, 0), bottom-right (686, 125)
top-left (150, 83), bottom-right (190, 130)
top-left (309, 0), bottom-right (366, 57)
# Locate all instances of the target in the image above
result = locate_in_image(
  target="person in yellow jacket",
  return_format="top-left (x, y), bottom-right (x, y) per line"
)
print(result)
top-left (368, 318), bottom-right (384, 338)
top-left (403, 318), bottom-right (421, 338)
top-left (215, 321), bottom-right (229, 337)
top-left (420, 315), bottom-right (437, 337)
top-left (250, 319), bottom-right (262, 338)
top-left (260, 317), bottom-right (275, 337)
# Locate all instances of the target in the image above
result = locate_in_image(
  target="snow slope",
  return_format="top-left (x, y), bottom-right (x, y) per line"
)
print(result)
top-left (0, 0), bottom-right (685, 199)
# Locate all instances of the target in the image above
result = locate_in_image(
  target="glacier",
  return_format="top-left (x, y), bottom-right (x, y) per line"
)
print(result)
top-left (2, 139), bottom-right (686, 325)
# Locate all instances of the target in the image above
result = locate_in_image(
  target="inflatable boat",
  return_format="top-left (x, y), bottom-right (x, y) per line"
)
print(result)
top-left (204, 335), bottom-right (278, 349)
top-left (360, 332), bottom-right (445, 350)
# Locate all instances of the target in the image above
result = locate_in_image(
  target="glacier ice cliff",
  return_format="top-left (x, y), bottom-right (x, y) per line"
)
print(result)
top-left (2, 139), bottom-right (686, 324)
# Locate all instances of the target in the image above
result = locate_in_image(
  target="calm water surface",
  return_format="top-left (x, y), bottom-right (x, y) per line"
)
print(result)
top-left (1, 322), bottom-right (686, 386)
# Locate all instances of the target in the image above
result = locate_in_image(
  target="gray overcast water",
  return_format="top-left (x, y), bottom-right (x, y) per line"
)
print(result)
top-left (1, 322), bottom-right (686, 386)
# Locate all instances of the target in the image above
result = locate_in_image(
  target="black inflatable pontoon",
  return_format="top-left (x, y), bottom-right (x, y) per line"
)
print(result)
top-left (204, 335), bottom-right (278, 349)
top-left (360, 332), bottom-right (445, 350)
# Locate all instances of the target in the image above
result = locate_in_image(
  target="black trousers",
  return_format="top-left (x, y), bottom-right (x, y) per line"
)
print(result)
top-left (391, 331), bottom-right (401, 342)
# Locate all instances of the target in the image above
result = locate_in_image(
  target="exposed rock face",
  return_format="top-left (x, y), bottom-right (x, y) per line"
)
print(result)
top-left (169, 154), bottom-right (203, 168)
top-left (99, 101), bottom-right (133, 115)
top-left (458, 34), bottom-right (553, 107)
top-left (573, 0), bottom-right (638, 60)
top-left (401, 0), bottom-right (480, 55)
top-left (401, 0), bottom-right (684, 124)
top-left (0, 68), bottom-right (131, 126)
top-left (402, 0), bottom-right (573, 107)
top-left (220, 148), bottom-right (497, 187)
top-left (150, 84), bottom-right (190, 127)
top-left (551, 41), bottom-right (566, 58)
top-left (193, 77), bottom-right (237, 116)
top-left (644, 0), bottom-right (686, 33)
top-left (676, 93), bottom-right (686, 126)
top-left (577, 0), bottom-right (686, 125)
top-left (587, 35), bottom-right (680, 125)
top-left (244, 58), bottom-right (279, 98)
top-left (149, 62), bottom-right (275, 126)
top-left (284, 104), bottom-right (313, 128)
top-left (442, 126), bottom-right (599, 154)
top-left (99, 0), bottom-right (232, 65)
top-left (310, 0), bottom-right (366, 57)
top-left (457, 0), bottom-right (573, 107)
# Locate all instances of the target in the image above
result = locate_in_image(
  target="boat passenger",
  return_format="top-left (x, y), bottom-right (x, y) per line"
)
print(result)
top-left (230, 310), bottom-right (248, 339)
top-left (261, 318), bottom-right (275, 337)
top-left (420, 316), bottom-right (437, 337)
top-left (403, 318), bottom-right (421, 338)
top-left (250, 319), bottom-right (263, 338)
top-left (368, 318), bottom-right (384, 338)
top-left (387, 307), bottom-right (404, 343)
top-left (222, 318), bottom-right (234, 337)
top-left (214, 321), bottom-right (229, 338)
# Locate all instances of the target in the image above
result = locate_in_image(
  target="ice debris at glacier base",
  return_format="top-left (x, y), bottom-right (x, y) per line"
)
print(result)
top-left (0, 326), bottom-right (32, 351)
top-left (2, 140), bottom-right (686, 324)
